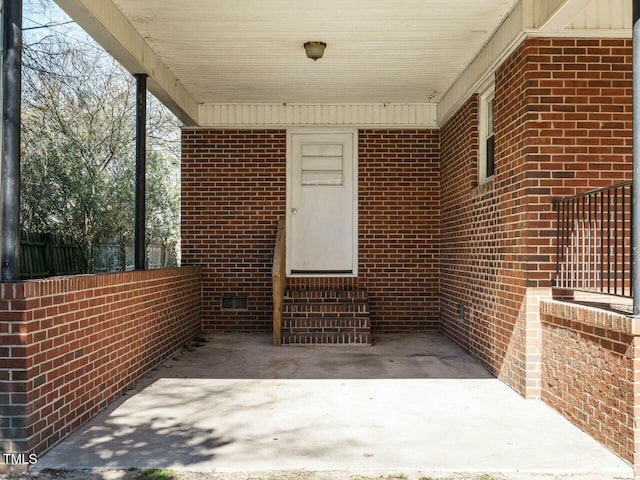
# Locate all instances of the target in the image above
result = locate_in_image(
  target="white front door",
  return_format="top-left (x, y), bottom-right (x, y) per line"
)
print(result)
top-left (287, 131), bottom-right (357, 274)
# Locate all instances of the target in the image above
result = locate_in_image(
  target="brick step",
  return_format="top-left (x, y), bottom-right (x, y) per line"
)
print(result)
top-left (281, 287), bottom-right (371, 346)
top-left (285, 289), bottom-right (368, 303)
top-left (283, 301), bottom-right (369, 317)
top-left (282, 317), bottom-right (370, 330)
top-left (281, 332), bottom-right (372, 346)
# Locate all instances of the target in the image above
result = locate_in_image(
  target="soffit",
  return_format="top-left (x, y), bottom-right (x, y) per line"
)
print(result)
top-left (109, 0), bottom-right (519, 105)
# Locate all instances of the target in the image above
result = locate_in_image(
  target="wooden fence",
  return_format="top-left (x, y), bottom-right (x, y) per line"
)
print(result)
top-left (20, 232), bottom-right (85, 279)
top-left (94, 239), bottom-right (177, 272)
top-left (20, 232), bottom-right (178, 279)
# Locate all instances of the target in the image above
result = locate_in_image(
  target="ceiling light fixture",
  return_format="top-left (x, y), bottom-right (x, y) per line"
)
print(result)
top-left (304, 41), bottom-right (326, 61)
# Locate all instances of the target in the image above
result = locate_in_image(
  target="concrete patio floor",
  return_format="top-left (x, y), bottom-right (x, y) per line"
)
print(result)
top-left (34, 333), bottom-right (633, 478)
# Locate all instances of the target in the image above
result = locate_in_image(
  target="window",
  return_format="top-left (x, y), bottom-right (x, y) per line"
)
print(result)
top-left (479, 83), bottom-right (495, 184)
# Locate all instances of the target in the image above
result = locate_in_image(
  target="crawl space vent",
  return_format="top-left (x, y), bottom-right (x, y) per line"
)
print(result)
top-left (221, 296), bottom-right (248, 311)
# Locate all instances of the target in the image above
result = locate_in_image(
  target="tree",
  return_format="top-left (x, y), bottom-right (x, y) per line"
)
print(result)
top-left (21, 0), bottom-right (180, 271)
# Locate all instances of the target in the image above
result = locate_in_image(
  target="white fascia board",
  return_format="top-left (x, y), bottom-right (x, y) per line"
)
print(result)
top-left (527, 29), bottom-right (631, 38)
top-left (197, 103), bottom-right (438, 129)
top-left (54, 0), bottom-right (199, 126)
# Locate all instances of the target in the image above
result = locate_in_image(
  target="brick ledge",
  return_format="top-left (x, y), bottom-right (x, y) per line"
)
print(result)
top-left (471, 177), bottom-right (495, 199)
top-left (540, 299), bottom-right (637, 335)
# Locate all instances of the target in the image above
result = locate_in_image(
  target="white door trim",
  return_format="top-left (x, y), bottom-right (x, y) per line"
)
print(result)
top-left (286, 128), bottom-right (358, 277)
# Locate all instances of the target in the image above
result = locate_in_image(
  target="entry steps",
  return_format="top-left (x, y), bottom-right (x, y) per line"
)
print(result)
top-left (281, 288), bottom-right (371, 345)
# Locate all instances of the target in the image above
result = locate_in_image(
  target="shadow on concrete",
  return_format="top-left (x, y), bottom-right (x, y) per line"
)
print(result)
top-left (35, 332), bottom-right (493, 470)
top-left (33, 333), bottom-right (633, 476)
top-left (37, 410), bottom-right (233, 470)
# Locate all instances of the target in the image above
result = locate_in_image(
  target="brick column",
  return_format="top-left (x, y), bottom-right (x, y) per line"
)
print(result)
top-left (633, 330), bottom-right (640, 475)
top-left (523, 287), bottom-right (552, 399)
top-left (0, 284), bottom-right (31, 469)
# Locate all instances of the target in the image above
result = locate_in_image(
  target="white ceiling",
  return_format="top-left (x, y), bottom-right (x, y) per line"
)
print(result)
top-left (110, 0), bottom-right (519, 105)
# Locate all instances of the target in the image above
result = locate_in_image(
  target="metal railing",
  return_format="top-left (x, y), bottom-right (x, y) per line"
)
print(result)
top-left (554, 181), bottom-right (632, 297)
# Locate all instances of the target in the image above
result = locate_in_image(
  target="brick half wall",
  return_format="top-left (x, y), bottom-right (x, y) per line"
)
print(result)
top-left (540, 300), bottom-right (635, 466)
top-left (0, 267), bottom-right (201, 457)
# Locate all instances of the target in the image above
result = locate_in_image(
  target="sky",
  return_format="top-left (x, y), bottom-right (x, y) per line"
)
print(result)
top-left (21, 0), bottom-right (179, 129)
top-left (23, 0), bottom-right (105, 55)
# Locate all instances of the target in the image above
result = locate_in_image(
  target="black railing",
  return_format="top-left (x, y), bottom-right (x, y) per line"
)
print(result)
top-left (554, 182), bottom-right (632, 297)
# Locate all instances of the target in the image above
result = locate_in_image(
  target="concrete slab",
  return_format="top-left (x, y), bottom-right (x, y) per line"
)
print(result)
top-left (34, 333), bottom-right (633, 478)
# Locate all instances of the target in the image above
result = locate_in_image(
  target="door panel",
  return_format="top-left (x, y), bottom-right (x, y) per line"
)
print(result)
top-left (289, 132), bottom-right (356, 273)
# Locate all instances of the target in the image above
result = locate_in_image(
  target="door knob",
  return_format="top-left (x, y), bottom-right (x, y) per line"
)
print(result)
top-left (292, 208), bottom-right (297, 214)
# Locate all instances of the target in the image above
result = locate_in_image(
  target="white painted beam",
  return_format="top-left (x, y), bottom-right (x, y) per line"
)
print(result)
top-left (566, 0), bottom-right (631, 31)
top-left (537, 0), bottom-right (593, 32)
top-left (54, 0), bottom-right (199, 126)
top-left (198, 103), bottom-right (438, 129)
top-left (524, 0), bottom-right (565, 29)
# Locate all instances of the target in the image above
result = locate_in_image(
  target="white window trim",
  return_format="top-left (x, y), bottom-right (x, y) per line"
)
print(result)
top-left (478, 83), bottom-right (495, 185)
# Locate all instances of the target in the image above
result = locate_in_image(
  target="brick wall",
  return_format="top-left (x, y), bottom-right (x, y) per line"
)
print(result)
top-left (522, 38), bottom-right (632, 287)
top-left (440, 96), bottom-right (504, 372)
top-left (440, 38), bottom-right (632, 396)
top-left (359, 130), bottom-right (440, 332)
top-left (0, 268), bottom-right (201, 457)
top-left (181, 130), bottom-right (287, 332)
top-left (540, 300), bottom-right (634, 464)
top-left (181, 129), bottom-right (440, 332)
top-left (441, 89), bottom-right (530, 393)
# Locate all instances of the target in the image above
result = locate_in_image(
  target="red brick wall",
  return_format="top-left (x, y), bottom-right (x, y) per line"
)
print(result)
top-left (522, 38), bottom-right (632, 287)
top-left (0, 268), bottom-right (201, 456)
top-left (181, 129), bottom-right (440, 332)
top-left (359, 130), bottom-right (440, 331)
top-left (440, 96), bottom-right (504, 371)
top-left (491, 37), bottom-right (535, 394)
top-left (440, 81), bottom-right (529, 392)
top-left (440, 38), bottom-right (632, 396)
top-left (540, 301), bottom-right (634, 464)
top-left (181, 130), bottom-right (287, 332)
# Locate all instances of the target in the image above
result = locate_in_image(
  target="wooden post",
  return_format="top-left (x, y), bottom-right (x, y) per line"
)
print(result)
top-left (272, 219), bottom-right (285, 346)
